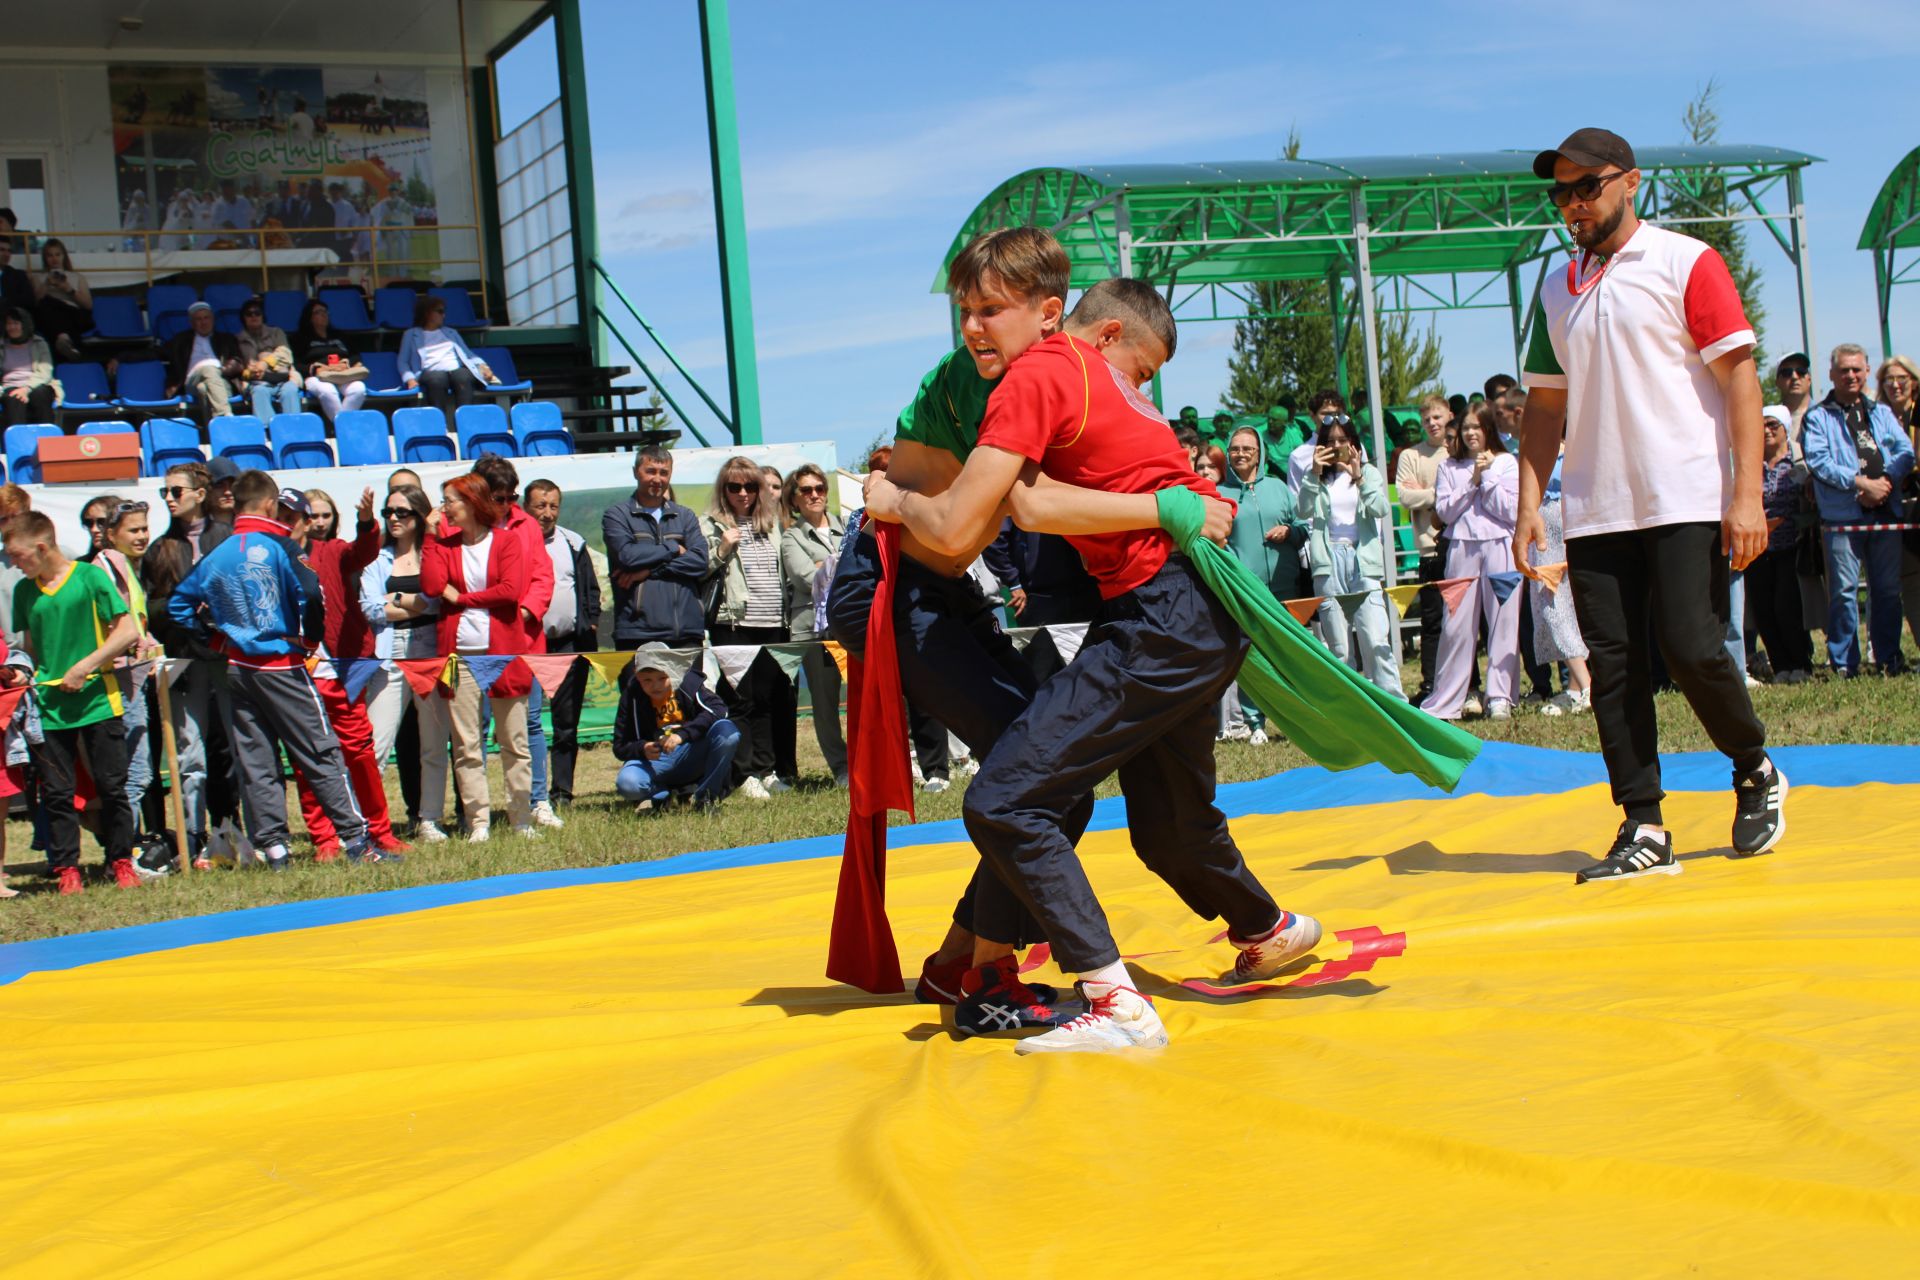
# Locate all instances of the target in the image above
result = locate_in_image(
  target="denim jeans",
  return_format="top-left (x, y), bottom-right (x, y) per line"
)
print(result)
top-left (525, 680), bottom-right (548, 805)
top-left (1822, 525), bottom-right (1905, 673)
top-left (248, 380), bottom-right (302, 420)
top-left (615, 720), bottom-right (741, 805)
top-left (117, 669), bottom-right (152, 821)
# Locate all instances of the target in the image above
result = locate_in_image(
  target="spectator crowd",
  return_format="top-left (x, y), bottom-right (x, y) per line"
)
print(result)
top-left (1, 341), bottom-right (1915, 897)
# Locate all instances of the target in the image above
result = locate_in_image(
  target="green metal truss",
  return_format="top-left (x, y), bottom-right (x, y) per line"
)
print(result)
top-left (1861, 145), bottom-right (1920, 360)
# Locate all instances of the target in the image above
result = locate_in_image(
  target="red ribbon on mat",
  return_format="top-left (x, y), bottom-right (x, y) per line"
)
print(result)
top-left (826, 520), bottom-right (916, 993)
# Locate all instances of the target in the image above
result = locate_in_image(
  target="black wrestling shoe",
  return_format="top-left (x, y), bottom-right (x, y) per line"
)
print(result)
top-left (1575, 822), bottom-right (1680, 884)
top-left (953, 959), bottom-right (1073, 1037)
top-left (1731, 763), bottom-right (1787, 857)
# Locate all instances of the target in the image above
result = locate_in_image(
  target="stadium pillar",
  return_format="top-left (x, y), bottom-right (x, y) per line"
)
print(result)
top-left (1506, 265), bottom-right (1526, 377)
top-left (1326, 266), bottom-right (1348, 400)
top-left (699, 0), bottom-right (763, 444)
top-left (1349, 188), bottom-right (1400, 610)
top-left (1787, 167), bottom-right (1818, 372)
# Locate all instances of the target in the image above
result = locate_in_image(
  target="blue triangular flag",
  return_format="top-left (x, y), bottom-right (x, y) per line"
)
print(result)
top-left (342, 658), bottom-right (384, 704)
top-left (1488, 571), bottom-right (1524, 605)
top-left (461, 655), bottom-right (518, 693)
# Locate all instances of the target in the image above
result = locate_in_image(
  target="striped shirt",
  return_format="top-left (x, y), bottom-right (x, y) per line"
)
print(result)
top-left (738, 529), bottom-right (784, 628)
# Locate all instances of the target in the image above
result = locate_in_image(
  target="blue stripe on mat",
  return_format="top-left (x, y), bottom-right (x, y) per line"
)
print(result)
top-left (2, 742), bottom-right (1913, 987)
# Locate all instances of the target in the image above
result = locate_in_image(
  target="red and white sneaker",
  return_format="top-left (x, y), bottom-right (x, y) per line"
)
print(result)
top-left (110, 858), bottom-right (141, 889)
top-left (1015, 982), bottom-right (1168, 1055)
top-left (1225, 912), bottom-right (1322, 982)
top-left (914, 953), bottom-right (968, 1005)
top-left (57, 867), bottom-right (84, 895)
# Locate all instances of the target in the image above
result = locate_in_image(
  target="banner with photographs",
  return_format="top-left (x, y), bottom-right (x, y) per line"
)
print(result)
top-left (109, 64), bottom-right (441, 279)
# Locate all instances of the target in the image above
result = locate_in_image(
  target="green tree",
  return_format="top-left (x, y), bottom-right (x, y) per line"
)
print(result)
top-left (1222, 130), bottom-right (1443, 438)
top-left (1679, 79), bottom-right (1767, 370)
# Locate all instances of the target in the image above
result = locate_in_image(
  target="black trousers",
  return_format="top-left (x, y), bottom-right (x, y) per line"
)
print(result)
top-left (1567, 522), bottom-right (1768, 825)
top-left (545, 642), bottom-right (592, 804)
top-left (964, 558), bottom-right (1280, 971)
top-left (1746, 545), bottom-right (1812, 676)
top-left (1415, 551), bottom-right (1446, 695)
top-left (34, 718), bottom-right (135, 870)
top-left (419, 367), bottom-right (484, 432)
top-left (710, 623), bottom-right (795, 783)
top-left (1, 384), bottom-right (55, 427)
top-left (395, 699), bottom-right (421, 826)
top-left (906, 699), bottom-right (949, 781)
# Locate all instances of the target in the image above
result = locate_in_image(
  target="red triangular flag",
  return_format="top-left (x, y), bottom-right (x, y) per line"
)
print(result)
top-left (395, 655), bottom-right (454, 698)
top-left (1283, 595), bottom-right (1324, 625)
top-left (1439, 578), bottom-right (1476, 616)
top-left (827, 520), bottom-right (915, 994)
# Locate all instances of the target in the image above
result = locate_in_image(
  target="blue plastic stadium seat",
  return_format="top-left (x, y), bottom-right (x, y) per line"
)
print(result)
top-left (454, 403), bottom-right (516, 459)
top-left (334, 410), bottom-right (393, 468)
top-left (512, 401), bottom-right (573, 456)
top-left (429, 287), bottom-right (488, 330)
top-left (373, 286), bottom-right (419, 332)
top-left (262, 289), bottom-right (307, 334)
top-left (54, 362), bottom-right (118, 422)
top-left (270, 412), bottom-right (334, 470)
top-left (392, 406), bottom-right (455, 464)
top-left (146, 284), bottom-right (198, 344)
top-left (76, 420), bottom-right (136, 436)
top-left (210, 415), bottom-right (274, 469)
top-left (316, 286), bottom-right (376, 334)
top-left (139, 418), bottom-right (204, 478)
top-left (86, 295), bottom-right (148, 342)
top-left (473, 346), bottom-right (533, 397)
top-left (114, 360), bottom-right (188, 414)
top-left (202, 283), bottom-right (253, 314)
top-left (5, 424), bottom-right (63, 484)
top-left (360, 351), bottom-right (420, 406)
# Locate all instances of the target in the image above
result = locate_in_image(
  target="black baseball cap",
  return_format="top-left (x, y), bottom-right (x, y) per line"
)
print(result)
top-left (1533, 128), bottom-right (1637, 180)
top-left (276, 487), bottom-right (313, 518)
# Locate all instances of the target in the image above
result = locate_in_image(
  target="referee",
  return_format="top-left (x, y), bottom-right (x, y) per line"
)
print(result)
top-left (1515, 128), bottom-right (1787, 883)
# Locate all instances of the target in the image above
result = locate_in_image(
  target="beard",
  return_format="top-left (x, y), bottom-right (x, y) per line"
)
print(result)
top-left (1573, 198), bottom-right (1627, 252)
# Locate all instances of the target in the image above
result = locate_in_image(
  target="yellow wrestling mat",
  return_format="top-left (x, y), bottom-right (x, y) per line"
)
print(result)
top-left (1, 748), bottom-right (1917, 1277)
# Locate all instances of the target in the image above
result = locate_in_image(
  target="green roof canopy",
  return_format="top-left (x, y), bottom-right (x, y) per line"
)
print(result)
top-left (1860, 145), bottom-right (1920, 356)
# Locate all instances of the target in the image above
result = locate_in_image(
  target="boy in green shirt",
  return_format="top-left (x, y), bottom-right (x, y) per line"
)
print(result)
top-left (6, 510), bottom-right (141, 893)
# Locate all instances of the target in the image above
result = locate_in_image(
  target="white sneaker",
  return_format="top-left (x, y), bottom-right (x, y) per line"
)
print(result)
top-left (1462, 693), bottom-right (1485, 718)
top-left (960, 757), bottom-right (980, 777)
top-left (762, 774), bottom-right (793, 794)
top-left (1226, 912), bottom-right (1324, 982)
top-left (1744, 674), bottom-right (1764, 689)
top-left (921, 777), bottom-right (951, 794)
top-left (1219, 723), bottom-right (1252, 742)
top-left (1488, 699), bottom-right (1513, 721)
top-left (1540, 692), bottom-right (1573, 717)
top-left (416, 820), bottom-right (450, 844)
top-left (530, 801), bottom-right (565, 830)
top-left (740, 776), bottom-right (771, 800)
top-left (1248, 729), bottom-right (1269, 746)
top-left (512, 824), bottom-right (539, 839)
top-left (1016, 983), bottom-right (1168, 1055)
top-left (468, 824), bottom-right (490, 844)
top-left (1571, 687), bottom-right (1591, 712)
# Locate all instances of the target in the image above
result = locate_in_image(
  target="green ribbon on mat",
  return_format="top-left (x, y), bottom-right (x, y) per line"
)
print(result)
top-left (1158, 486), bottom-right (1481, 791)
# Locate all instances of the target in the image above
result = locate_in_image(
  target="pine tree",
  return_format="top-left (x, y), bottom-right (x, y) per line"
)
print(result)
top-left (1679, 79), bottom-right (1768, 369)
top-left (1221, 130), bottom-right (1443, 433)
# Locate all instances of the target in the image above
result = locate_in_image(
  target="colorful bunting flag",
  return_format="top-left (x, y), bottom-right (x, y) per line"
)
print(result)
top-left (1438, 578), bottom-right (1475, 616)
top-left (762, 644), bottom-right (811, 682)
top-left (583, 650), bottom-right (639, 688)
top-left (340, 658), bottom-right (384, 704)
top-left (1385, 582), bottom-right (1424, 615)
top-left (1044, 623), bottom-right (1089, 665)
top-left (458, 655), bottom-right (524, 695)
top-left (710, 644), bottom-right (761, 689)
top-left (395, 655), bottom-right (455, 698)
top-left (1532, 561), bottom-right (1568, 593)
top-left (1283, 596), bottom-right (1323, 625)
top-left (519, 653), bottom-right (584, 699)
top-left (1333, 590), bottom-right (1374, 617)
top-left (1487, 571), bottom-right (1523, 605)
top-left (823, 641), bottom-right (848, 680)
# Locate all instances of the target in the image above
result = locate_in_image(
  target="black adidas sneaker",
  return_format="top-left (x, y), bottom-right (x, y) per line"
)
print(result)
top-left (1730, 763), bottom-right (1787, 857)
top-left (1575, 821), bottom-right (1680, 884)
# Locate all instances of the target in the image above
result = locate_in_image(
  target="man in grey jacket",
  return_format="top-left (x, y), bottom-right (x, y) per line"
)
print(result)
top-left (602, 447), bottom-right (709, 652)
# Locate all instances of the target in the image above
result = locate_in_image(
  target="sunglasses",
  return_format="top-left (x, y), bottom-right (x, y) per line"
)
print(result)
top-left (115, 501), bottom-right (149, 517)
top-left (794, 484), bottom-right (827, 497)
top-left (1318, 413), bottom-right (1351, 427)
top-left (83, 517), bottom-right (109, 528)
top-left (160, 484), bottom-right (194, 499)
top-left (1547, 169), bottom-right (1630, 208)
top-left (725, 482), bottom-right (757, 494)
top-left (1778, 367), bottom-right (1809, 378)
top-left (381, 507), bottom-right (419, 520)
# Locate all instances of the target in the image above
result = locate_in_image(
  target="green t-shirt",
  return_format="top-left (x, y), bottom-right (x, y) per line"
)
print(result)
top-left (895, 346), bottom-right (993, 462)
top-left (13, 559), bottom-right (127, 731)
top-left (1524, 301), bottom-right (1564, 378)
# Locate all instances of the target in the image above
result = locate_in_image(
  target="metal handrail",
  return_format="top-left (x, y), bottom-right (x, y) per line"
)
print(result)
top-left (589, 257), bottom-right (734, 438)
top-left (599, 312), bottom-right (711, 448)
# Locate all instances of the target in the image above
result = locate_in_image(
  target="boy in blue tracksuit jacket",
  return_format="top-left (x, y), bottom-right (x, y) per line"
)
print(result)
top-left (170, 472), bottom-right (373, 867)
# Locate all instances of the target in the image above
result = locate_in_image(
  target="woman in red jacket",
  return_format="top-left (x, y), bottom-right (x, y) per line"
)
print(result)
top-left (422, 473), bottom-right (533, 841)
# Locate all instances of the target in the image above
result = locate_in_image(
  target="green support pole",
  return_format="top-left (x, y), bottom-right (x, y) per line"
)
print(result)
top-left (1327, 266), bottom-right (1348, 401)
top-left (553, 0), bottom-right (605, 366)
top-left (699, 0), bottom-right (762, 445)
top-left (1150, 369), bottom-right (1164, 412)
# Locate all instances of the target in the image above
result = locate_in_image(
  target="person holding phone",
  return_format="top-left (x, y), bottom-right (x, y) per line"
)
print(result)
top-left (30, 239), bottom-right (91, 361)
top-left (1298, 411), bottom-right (1405, 698)
top-left (1423, 403), bottom-right (1521, 720)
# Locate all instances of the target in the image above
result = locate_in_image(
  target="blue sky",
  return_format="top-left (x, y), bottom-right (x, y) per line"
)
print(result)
top-left (512, 0), bottom-right (1920, 465)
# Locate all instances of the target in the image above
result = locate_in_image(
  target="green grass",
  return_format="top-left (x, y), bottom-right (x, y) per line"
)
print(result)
top-left (1, 658), bottom-right (1914, 945)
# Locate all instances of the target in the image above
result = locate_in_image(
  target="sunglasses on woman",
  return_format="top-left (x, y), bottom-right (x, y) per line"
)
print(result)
top-left (381, 507), bottom-right (419, 520)
top-left (794, 483), bottom-right (827, 497)
top-left (725, 482), bottom-right (757, 494)
top-left (159, 484), bottom-right (193, 499)
top-left (1318, 413), bottom-right (1350, 427)
top-left (1547, 169), bottom-right (1630, 208)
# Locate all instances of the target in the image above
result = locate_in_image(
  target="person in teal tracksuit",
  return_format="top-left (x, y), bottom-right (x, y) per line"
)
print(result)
top-left (1220, 425), bottom-right (1308, 738)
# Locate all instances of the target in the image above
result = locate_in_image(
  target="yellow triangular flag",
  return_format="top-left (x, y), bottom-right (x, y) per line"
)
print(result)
top-left (1385, 582), bottom-right (1424, 616)
top-left (823, 641), bottom-right (849, 680)
top-left (584, 650), bottom-right (637, 688)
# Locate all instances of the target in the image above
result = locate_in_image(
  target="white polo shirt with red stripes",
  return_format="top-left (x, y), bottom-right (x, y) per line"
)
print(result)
top-left (1522, 222), bottom-right (1755, 540)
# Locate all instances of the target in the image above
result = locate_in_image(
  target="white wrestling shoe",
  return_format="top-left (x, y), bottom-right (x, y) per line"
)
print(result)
top-left (1225, 912), bottom-right (1324, 982)
top-left (1015, 983), bottom-right (1168, 1055)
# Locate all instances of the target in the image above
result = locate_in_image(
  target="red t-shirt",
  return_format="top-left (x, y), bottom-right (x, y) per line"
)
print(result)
top-left (976, 333), bottom-right (1220, 597)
